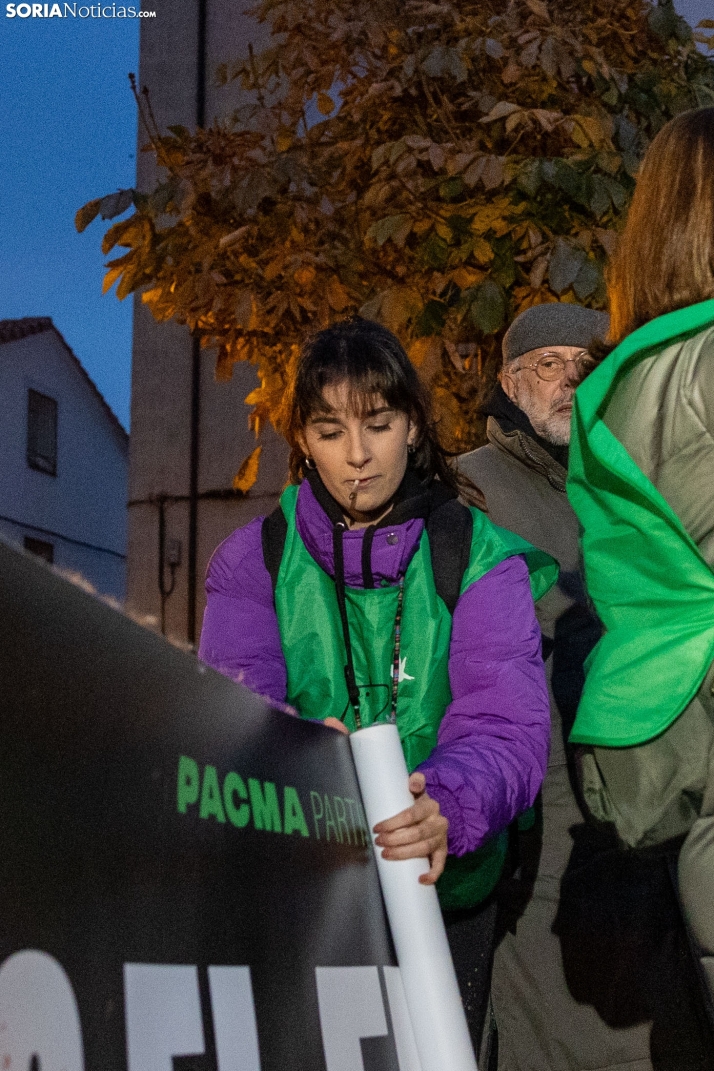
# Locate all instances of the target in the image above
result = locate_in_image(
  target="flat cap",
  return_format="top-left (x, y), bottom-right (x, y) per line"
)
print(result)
top-left (502, 303), bottom-right (610, 364)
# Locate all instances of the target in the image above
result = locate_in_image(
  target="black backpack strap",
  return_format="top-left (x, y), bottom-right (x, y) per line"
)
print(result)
top-left (263, 494), bottom-right (473, 612)
top-left (426, 500), bottom-right (473, 615)
top-left (261, 505), bottom-right (288, 596)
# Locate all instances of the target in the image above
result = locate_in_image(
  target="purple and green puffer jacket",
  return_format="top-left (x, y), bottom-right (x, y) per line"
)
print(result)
top-left (199, 477), bottom-right (550, 857)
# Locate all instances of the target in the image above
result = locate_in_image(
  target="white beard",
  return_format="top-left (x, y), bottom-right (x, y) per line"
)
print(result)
top-left (532, 407), bottom-right (572, 446)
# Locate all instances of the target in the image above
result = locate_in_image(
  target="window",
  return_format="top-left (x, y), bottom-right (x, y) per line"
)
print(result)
top-left (27, 389), bottom-right (58, 476)
top-left (24, 536), bottom-right (54, 564)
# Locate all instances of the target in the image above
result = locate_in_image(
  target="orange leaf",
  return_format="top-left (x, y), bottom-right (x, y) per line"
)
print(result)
top-left (327, 275), bottom-right (351, 312)
top-left (380, 287), bottom-right (421, 331)
top-left (408, 337), bottom-right (443, 371)
top-left (102, 265), bottom-right (124, 295)
top-left (233, 445), bottom-right (262, 493)
top-left (317, 92), bottom-right (335, 115)
top-left (294, 265), bottom-right (317, 287)
top-left (525, 0), bottom-right (549, 19)
top-left (451, 266), bottom-right (485, 289)
top-left (502, 60), bottom-right (521, 85)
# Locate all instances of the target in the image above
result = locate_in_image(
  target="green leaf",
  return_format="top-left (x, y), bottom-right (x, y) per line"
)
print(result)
top-left (517, 159), bottom-right (542, 196)
top-left (490, 239), bottom-right (517, 289)
top-left (648, 3), bottom-right (674, 40)
top-left (439, 177), bottom-right (464, 201)
top-left (231, 170), bottom-right (279, 213)
top-left (588, 175), bottom-right (611, 218)
top-left (674, 14), bottom-right (692, 42)
top-left (415, 299), bottom-right (448, 336)
top-left (549, 160), bottom-right (588, 207)
top-left (602, 176), bottom-right (628, 211)
top-left (422, 45), bottom-right (468, 82)
top-left (621, 152), bottom-right (641, 178)
top-left (366, 213), bottom-right (412, 246)
top-left (420, 232), bottom-right (450, 270)
top-left (470, 280), bottom-right (506, 334)
top-left (150, 180), bottom-right (179, 214)
top-left (446, 213), bottom-right (472, 240)
top-left (573, 259), bottom-right (602, 300)
top-left (548, 239), bottom-right (586, 294)
top-left (615, 115), bottom-right (639, 152)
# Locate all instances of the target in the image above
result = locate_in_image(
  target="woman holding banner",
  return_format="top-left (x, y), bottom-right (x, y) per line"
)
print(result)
top-left (199, 317), bottom-right (554, 1045)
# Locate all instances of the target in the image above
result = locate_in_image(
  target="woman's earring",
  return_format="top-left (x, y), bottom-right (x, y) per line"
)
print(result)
top-left (304, 456), bottom-right (316, 470)
top-left (407, 444), bottom-right (416, 455)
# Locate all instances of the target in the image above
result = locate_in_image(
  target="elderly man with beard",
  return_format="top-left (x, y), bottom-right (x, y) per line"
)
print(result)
top-left (459, 304), bottom-right (712, 1071)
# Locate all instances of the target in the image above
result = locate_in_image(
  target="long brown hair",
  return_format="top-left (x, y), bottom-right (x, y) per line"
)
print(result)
top-left (608, 107), bottom-right (714, 343)
top-left (283, 318), bottom-right (486, 510)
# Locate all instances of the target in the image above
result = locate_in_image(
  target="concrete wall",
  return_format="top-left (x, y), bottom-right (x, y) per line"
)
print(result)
top-left (0, 328), bottom-right (128, 599)
top-left (128, 0), bottom-right (287, 644)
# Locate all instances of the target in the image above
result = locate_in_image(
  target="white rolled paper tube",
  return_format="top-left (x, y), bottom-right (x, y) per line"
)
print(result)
top-left (350, 723), bottom-right (478, 1071)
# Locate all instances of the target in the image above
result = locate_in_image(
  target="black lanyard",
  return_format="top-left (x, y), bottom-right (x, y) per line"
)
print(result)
top-left (333, 522), bottom-right (405, 730)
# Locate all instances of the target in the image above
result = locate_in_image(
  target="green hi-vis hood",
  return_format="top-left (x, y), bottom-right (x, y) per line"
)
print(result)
top-left (567, 299), bottom-right (714, 748)
top-left (274, 483), bottom-right (557, 909)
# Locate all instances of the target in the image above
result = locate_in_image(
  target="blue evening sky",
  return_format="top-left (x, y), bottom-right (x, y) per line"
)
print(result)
top-left (0, 1), bottom-right (710, 433)
top-left (1, 11), bottom-right (139, 430)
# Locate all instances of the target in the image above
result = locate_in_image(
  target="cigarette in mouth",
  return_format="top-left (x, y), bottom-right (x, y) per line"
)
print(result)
top-left (349, 479), bottom-right (360, 502)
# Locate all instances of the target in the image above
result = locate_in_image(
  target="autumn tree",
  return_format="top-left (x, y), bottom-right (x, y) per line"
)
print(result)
top-left (78, 0), bottom-right (714, 469)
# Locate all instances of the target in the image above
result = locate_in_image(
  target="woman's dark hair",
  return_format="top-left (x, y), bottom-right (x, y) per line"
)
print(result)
top-left (284, 318), bottom-right (486, 509)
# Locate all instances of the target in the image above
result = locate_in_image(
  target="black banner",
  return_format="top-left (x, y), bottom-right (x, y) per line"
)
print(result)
top-left (0, 540), bottom-right (407, 1071)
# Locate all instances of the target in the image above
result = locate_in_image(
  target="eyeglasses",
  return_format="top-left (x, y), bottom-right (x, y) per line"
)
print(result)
top-left (510, 352), bottom-right (598, 382)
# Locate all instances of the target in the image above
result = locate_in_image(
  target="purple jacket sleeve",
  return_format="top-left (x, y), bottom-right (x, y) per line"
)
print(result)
top-left (418, 555), bottom-right (550, 856)
top-left (198, 518), bottom-right (288, 704)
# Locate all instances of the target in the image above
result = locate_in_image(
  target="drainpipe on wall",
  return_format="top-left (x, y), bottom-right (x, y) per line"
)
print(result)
top-left (187, 0), bottom-right (208, 647)
top-left (158, 496), bottom-right (180, 635)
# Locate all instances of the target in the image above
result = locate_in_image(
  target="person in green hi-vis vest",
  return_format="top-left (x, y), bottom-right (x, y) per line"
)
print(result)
top-left (199, 318), bottom-right (556, 1050)
top-left (567, 107), bottom-right (714, 1029)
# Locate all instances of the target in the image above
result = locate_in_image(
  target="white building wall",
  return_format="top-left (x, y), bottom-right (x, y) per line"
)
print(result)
top-left (0, 327), bottom-right (128, 599)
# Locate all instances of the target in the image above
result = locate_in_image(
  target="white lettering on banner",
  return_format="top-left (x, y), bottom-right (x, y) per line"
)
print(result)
top-left (0, 950), bottom-right (85, 1071)
top-left (124, 964), bottom-right (205, 1071)
top-left (208, 966), bottom-right (261, 1071)
top-left (383, 967), bottom-right (422, 1071)
top-left (0, 952), bottom-right (410, 1069)
top-left (316, 966), bottom-right (389, 1071)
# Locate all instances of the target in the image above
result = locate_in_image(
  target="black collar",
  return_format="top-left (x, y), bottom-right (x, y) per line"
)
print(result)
top-left (481, 383), bottom-right (569, 469)
top-left (305, 466), bottom-right (455, 529)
